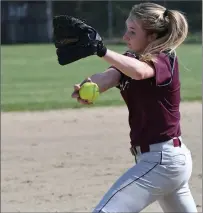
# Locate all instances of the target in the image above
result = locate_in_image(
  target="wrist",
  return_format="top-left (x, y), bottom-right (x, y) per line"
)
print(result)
top-left (97, 41), bottom-right (107, 57)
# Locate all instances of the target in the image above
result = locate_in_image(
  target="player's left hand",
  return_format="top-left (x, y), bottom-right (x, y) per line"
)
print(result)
top-left (53, 15), bottom-right (107, 65)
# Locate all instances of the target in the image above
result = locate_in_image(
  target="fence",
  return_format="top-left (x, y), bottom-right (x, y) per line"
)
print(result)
top-left (1, 1), bottom-right (202, 44)
top-left (1, 1), bottom-right (52, 44)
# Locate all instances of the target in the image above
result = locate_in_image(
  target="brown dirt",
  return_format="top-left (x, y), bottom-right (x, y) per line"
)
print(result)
top-left (1, 102), bottom-right (202, 212)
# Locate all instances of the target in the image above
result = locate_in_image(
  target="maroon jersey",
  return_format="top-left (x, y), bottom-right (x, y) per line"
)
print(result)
top-left (114, 51), bottom-right (181, 147)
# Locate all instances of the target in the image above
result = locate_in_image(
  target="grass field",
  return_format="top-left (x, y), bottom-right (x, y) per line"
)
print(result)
top-left (1, 43), bottom-right (202, 111)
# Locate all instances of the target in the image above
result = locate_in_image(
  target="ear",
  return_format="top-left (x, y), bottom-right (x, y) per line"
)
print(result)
top-left (147, 33), bottom-right (158, 42)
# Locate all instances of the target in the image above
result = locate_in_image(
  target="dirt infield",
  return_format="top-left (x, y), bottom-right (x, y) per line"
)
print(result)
top-left (1, 102), bottom-right (202, 212)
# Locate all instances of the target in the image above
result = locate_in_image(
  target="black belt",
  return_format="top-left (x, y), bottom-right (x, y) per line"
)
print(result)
top-left (130, 137), bottom-right (181, 156)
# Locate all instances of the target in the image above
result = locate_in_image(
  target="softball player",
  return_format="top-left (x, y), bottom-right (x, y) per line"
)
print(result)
top-left (72, 2), bottom-right (197, 212)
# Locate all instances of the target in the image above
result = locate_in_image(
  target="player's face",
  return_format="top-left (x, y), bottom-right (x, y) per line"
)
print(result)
top-left (123, 18), bottom-right (155, 54)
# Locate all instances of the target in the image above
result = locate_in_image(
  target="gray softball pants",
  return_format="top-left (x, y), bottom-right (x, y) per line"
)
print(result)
top-left (93, 138), bottom-right (197, 213)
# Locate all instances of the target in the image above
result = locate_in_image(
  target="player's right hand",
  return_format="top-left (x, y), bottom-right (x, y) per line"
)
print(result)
top-left (71, 78), bottom-right (93, 105)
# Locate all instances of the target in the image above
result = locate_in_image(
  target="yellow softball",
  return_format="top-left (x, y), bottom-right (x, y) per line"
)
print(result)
top-left (79, 82), bottom-right (100, 102)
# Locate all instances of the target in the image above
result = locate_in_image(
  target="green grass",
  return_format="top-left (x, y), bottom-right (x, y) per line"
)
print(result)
top-left (1, 43), bottom-right (202, 112)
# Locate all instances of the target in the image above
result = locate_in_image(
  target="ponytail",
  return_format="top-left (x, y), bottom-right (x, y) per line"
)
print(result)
top-left (165, 9), bottom-right (188, 51)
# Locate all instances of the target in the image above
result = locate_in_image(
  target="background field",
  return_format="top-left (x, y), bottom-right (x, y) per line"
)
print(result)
top-left (1, 43), bottom-right (202, 112)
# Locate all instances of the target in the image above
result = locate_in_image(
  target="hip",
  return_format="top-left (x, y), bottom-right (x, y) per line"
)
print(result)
top-left (130, 137), bottom-right (192, 165)
top-left (131, 137), bottom-right (193, 188)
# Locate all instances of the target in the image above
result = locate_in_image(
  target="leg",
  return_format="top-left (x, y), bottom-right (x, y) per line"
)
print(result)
top-left (93, 142), bottom-right (195, 213)
top-left (158, 182), bottom-right (197, 213)
top-left (92, 160), bottom-right (162, 213)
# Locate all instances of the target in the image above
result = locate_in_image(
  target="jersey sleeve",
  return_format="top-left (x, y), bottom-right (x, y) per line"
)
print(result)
top-left (151, 52), bottom-right (176, 86)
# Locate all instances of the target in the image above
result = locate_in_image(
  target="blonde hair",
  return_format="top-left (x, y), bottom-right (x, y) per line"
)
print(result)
top-left (128, 2), bottom-right (188, 62)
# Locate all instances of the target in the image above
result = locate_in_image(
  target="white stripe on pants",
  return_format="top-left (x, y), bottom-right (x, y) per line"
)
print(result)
top-left (92, 139), bottom-right (197, 213)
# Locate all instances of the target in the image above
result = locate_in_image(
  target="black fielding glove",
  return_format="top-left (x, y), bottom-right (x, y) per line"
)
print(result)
top-left (53, 15), bottom-right (107, 65)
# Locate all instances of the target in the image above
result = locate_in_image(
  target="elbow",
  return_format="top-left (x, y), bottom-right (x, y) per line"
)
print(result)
top-left (132, 68), bottom-right (155, 80)
top-left (128, 66), bottom-right (145, 80)
top-left (132, 72), bottom-right (144, 80)
top-left (131, 61), bottom-right (155, 80)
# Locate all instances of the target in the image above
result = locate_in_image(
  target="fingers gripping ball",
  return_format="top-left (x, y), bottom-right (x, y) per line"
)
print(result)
top-left (79, 82), bottom-right (100, 103)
